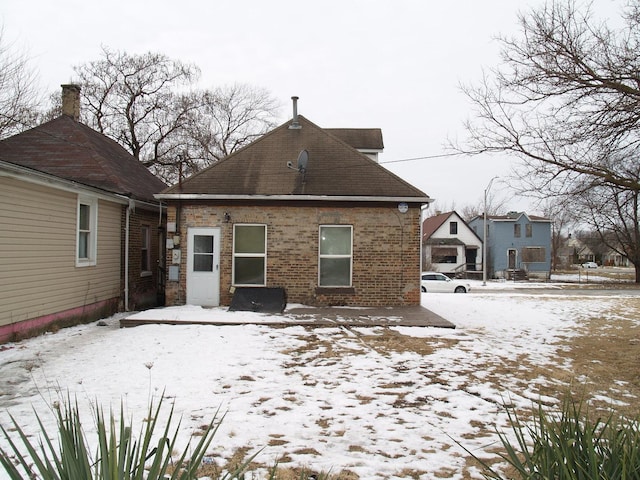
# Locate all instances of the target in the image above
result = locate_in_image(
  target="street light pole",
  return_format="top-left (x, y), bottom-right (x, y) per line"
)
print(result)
top-left (482, 177), bottom-right (497, 286)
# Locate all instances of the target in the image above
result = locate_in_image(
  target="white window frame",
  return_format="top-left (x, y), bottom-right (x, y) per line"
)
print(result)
top-left (232, 224), bottom-right (267, 286)
top-left (76, 196), bottom-right (98, 267)
top-left (318, 225), bottom-right (353, 287)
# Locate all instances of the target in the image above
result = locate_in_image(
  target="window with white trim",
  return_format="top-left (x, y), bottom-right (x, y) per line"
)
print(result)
top-left (233, 224), bottom-right (267, 285)
top-left (319, 225), bottom-right (352, 287)
top-left (141, 225), bottom-right (151, 275)
top-left (77, 196), bottom-right (98, 266)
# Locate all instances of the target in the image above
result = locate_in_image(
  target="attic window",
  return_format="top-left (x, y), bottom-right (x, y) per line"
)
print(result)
top-left (449, 222), bottom-right (458, 235)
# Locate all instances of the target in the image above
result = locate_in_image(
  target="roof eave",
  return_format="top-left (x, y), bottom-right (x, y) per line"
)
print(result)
top-left (1, 159), bottom-right (164, 211)
top-left (154, 193), bottom-right (433, 203)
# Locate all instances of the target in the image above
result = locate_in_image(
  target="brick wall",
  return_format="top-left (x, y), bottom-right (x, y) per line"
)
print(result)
top-left (121, 207), bottom-right (164, 310)
top-left (164, 202), bottom-right (421, 307)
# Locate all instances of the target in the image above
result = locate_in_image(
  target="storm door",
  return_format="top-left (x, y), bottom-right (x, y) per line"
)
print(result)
top-left (186, 227), bottom-right (220, 306)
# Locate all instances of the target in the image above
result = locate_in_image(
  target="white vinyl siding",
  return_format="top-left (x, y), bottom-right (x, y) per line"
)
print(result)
top-left (0, 178), bottom-right (122, 328)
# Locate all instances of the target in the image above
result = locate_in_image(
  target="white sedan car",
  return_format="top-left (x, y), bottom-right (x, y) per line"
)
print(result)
top-left (421, 272), bottom-right (471, 293)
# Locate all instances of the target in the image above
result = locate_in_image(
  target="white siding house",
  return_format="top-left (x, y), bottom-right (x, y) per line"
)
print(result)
top-left (422, 211), bottom-right (483, 276)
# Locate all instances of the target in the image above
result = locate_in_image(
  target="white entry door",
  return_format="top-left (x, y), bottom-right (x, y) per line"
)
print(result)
top-left (186, 227), bottom-right (220, 306)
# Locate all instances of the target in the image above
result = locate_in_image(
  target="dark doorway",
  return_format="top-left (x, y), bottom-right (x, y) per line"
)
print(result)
top-left (465, 248), bottom-right (477, 271)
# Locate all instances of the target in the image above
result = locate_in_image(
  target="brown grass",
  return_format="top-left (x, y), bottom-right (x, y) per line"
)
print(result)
top-left (193, 295), bottom-right (640, 479)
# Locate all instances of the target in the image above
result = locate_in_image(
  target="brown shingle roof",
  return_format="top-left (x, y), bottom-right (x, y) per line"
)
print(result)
top-left (324, 128), bottom-right (384, 150)
top-left (488, 213), bottom-right (551, 222)
top-left (163, 116), bottom-right (427, 199)
top-left (0, 115), bottom-right (166, 202)
top-left (422, 211), bottom-right (454, 239)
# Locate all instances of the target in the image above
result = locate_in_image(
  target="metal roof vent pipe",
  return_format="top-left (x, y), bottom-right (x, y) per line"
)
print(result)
top-left (289, 96), bottom-right (301, 129)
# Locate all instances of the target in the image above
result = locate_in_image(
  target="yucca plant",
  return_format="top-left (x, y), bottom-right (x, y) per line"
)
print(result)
top-left (475, 395), bottom-right (640, 480)
top-left (0, 394), bottom-right (256, 479)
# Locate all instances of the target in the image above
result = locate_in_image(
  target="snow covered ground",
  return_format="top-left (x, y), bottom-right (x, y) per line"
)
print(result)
top-left (0, 282), bottom-right (637, 479)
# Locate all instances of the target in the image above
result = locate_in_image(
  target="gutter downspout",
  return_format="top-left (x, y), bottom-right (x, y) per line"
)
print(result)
top-left (124, 199), bottom-right (135, 311)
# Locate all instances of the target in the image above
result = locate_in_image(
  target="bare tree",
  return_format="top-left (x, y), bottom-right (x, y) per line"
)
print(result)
top-left (540, 197), bottom-right (577, 270)
top-left (0, 28), bottom-right (42, 138)
top-left (74, 49), bottom-right (280, 184)
top-left (458, 186), bottom-right (508, 221)
top-left (191, 84), bottom-right (280, 161)
top-left (462, 0), bottom-right (640, 281)
top-left (73, 47), bottom-right (200, 180)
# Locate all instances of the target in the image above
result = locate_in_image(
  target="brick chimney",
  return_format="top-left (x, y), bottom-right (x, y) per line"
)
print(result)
top-left (61, 84), bottom-right (81, 121)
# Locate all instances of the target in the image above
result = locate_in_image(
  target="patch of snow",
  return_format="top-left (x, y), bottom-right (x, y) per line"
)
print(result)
top-left (0, 291), bottom-right (632, 479)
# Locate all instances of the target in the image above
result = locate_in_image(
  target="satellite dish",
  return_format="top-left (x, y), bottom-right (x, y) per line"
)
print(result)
top-left (297, 150), bottom-right (308, 173)
top-left (286, 150), bottom-right (309, 179)
top-left (298, 150), bottom-right (309, 173)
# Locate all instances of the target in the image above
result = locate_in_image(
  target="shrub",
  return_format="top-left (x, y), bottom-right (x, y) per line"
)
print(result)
top-left (478, 395), bottom-right (640, 480)
top-left (0, 394), bottom-right (255, 479)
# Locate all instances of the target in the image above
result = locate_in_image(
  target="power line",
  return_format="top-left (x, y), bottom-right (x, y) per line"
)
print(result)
top-left (379, 152), bottom-right (464, 164)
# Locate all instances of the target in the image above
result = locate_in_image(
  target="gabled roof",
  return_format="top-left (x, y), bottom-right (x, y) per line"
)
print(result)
top-left (159, 115), bottom-right (429, 201)
top-left (488, 212), bottom-right (550, 222)
top-left (422, 211), bottom-right (455, 239)
top-left (422, 210), bottom-right (483, 243)
top-left (0, 115), bottom-right (166, 203)
top-left (324, 128), bottom-right (384, 151)
top-left (468, 212), bottom-right (552, 224)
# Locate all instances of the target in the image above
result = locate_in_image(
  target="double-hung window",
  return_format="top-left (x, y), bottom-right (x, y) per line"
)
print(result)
top-left (525, 223), bottom-right (533, 238)
top-left (233, 224), bottom-right (267, 285)
top-left (319, 225), bottom-right (352, 287)
top-left (514, 224), bottom-right (521, 238)
top-left (77, 196), bottom-right (97, 266)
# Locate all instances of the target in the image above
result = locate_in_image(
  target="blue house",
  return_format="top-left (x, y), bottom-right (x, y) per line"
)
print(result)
top-left (468, 212), bottom-right (552, 280)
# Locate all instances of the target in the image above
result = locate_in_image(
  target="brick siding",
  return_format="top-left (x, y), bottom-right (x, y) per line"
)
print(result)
top-left (121, 207), bottom-right (164, 310)
top-left (164, 202), bottom-right (421, 307)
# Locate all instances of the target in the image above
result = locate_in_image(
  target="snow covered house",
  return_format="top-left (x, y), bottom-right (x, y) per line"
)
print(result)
top-left (468, 211), bottom-right (552, 280)
top-left (422, 211), bottom-right (483, 276)
top-left (155, 98), bottom-right (432, 308)
top-left (0, 85), bottom-right (167, 343)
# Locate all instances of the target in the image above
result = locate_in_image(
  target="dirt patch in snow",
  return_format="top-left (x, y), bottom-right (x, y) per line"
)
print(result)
top-left (218, 298), bottom-right (640, 479)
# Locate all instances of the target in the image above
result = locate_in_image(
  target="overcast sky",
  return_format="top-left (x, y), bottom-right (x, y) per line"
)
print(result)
top-left (0, 0), bottom-right (622, 215)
